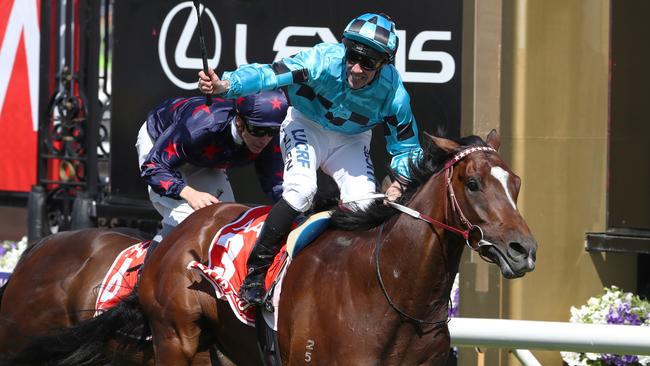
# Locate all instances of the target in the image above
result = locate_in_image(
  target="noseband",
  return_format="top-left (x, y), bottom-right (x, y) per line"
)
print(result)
top-left (377, 145), bottom-right (498, 328)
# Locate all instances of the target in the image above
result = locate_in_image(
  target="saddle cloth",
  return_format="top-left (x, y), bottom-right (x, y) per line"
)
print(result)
top-left (188, 206), bottom-right (332, 327)
top-left (187, 206), bottom-right (291, 325)
top-left (94, 240), bottom-right (150, 315)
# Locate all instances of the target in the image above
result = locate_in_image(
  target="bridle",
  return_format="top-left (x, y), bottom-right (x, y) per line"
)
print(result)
top-left (387, 146), bottom-right (497, 251)
top-left (375, 145), bottom-right (498, 328)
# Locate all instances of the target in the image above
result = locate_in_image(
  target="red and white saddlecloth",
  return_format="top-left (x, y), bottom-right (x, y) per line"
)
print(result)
top-left (94, 241), bottom-right (150, 316)
top-left (187, 206), bottom-right (290, 326)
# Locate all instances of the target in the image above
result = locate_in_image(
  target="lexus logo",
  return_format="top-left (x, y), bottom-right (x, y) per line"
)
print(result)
top-left (158, 2), bottom-right (457, 88)
top-left (158, 1), bottom-right (221, 90)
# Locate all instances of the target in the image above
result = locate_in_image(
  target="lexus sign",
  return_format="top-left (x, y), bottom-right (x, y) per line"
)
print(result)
top-left (111, 0), bottom-right (463, 202)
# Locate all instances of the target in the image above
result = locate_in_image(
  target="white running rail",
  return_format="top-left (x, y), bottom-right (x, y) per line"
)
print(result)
top-left (449, 318), bottom-right (650, 365)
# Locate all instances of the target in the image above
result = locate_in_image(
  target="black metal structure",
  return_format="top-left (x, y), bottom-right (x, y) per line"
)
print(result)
top-left (28, 0), bottom-right (159, 244)
top-left (30, 0), bottom-right (92, 242)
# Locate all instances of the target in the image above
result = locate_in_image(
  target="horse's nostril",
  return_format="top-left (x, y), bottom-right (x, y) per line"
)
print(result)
top-left (507, 242), bottom-right (528, 260)
top-left (530, 250), bottom-right (537, 262)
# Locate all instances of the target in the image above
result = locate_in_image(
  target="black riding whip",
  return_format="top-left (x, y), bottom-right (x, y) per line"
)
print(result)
top-left (193, 0), bottom-right (212, 106)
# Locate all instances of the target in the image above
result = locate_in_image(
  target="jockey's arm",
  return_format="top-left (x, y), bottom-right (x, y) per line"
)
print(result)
top-left (198, 46), bottom-right (321, 98)
top-left (141, 126), bottom-right (219, 209)
top-left (384, 84), bottom-right (423, 180)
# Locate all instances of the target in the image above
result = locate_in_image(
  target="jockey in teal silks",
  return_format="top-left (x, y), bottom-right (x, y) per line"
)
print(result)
top-left (199, 13), bottom-right (423, 306)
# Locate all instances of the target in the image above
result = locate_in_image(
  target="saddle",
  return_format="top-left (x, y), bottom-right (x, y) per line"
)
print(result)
top-left (286, 210), bottom-right (333, 258)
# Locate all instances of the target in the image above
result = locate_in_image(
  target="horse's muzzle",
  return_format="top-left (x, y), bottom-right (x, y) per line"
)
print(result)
top-left (482, 238), bottom-right (537, 278)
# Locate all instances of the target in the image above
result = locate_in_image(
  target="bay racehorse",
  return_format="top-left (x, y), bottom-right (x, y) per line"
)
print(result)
top-left (0, 230), bottom-right (143, 353)
top-left (0, 230), bottom-right (228, 365)
top-left (2, 130), bottom-right (536, 365)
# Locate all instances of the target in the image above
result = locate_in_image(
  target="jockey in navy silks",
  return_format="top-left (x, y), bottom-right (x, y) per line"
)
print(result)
top-left (198, 13), bottom-right (423, 306)
top-left (136, 90), bottom-right (289, 258)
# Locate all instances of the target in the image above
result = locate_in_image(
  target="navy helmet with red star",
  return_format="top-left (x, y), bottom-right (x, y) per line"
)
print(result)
top-left (236, 89), bottom-right (288, 128)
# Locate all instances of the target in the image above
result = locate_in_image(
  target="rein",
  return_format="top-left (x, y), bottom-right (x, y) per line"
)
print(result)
top-left (374, 145), bottom-right (497, 329)
top-left (374, 222), bottom-right (449, 329)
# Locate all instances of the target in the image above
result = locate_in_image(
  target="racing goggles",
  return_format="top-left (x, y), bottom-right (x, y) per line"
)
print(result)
top-left (345, 48), bottom-right (385, 71)
top-left (245, 123), bottom-right (280, 137)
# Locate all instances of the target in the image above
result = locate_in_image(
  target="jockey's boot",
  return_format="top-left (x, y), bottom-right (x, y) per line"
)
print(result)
top-left (240, 199), bottom-right (300, 306)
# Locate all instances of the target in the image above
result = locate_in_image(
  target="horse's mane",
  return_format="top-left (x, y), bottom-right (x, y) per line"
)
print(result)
top-left (331, 134), bottom-right (488, 231)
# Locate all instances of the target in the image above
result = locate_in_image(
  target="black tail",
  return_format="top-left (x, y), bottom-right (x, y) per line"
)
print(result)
top-left (0, 292), bottom-right (149, 366)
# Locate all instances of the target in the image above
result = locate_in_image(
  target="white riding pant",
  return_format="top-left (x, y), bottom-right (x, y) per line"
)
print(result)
top-left (279, 107), bottom-right (377, 213)
top-left (135, 122), bottom-right (235, 241)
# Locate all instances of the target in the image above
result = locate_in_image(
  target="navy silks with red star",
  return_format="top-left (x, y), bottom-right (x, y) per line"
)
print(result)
top-left (141, 96), bottom-right (283, 202)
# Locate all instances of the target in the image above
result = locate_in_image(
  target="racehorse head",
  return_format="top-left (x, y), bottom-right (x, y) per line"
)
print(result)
top-left (273, 129), bottom-right (539, 364)
top-left (428, 129), bottom-right (536, 278)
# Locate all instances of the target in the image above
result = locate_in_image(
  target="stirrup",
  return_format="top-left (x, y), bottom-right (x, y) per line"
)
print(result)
top-left (240, 284), bottom-right (266, 306)
top-left (240, 279), bottom-right (264, 290)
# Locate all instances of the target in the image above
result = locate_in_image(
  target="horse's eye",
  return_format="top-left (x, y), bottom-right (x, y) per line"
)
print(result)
top-left (466, 178), bottom-right (480, 192)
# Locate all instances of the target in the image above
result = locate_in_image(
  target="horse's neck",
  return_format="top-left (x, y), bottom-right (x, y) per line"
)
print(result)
top-left (381, 173), bottom-right (456, 317)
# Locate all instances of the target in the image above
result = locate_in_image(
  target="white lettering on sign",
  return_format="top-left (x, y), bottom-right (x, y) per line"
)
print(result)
top-left (395, 30), bottom-right (455, 83)
top-left (158, 1), bottom-right (221, 90)
top-left (158, 4), bottom-right (457, 88)
top-left (271, 26), bottom-right (338, 61)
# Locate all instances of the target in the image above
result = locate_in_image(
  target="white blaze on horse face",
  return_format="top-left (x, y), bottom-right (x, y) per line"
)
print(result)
top-left (490, 166), bottom-right (517, 209)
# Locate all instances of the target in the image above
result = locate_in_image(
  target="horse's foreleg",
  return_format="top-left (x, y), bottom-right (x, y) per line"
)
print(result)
top-left (188, 347), bottom-right (235, 366)
top-left (150, 323), bottom-right (201, 366)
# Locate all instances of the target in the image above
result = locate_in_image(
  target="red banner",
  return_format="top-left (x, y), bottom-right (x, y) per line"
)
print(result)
top-left (0, 0), bottom-right (40, 192)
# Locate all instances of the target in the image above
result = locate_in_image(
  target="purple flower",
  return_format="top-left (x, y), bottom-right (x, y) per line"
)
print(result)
top-left (601, 353), bottom-right (638, 365)
top-left (448, 286), bottom-right (459, 318)
top-left (0, 246), bottom-right (6, 257)
top-left (626, 312), bottom-right (642, 326)
top-left (565, 286), bottom-right (650, 366)
top-left (607, 307), bottom-right (623, 324)
top-left (606, 303), bottom-right (643, 326)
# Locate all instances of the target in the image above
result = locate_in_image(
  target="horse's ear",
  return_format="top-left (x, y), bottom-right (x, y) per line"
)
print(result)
top-left (486, 129), bottom-right (501, 151)
top-left (425, 131), bottom-right (459, 153)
